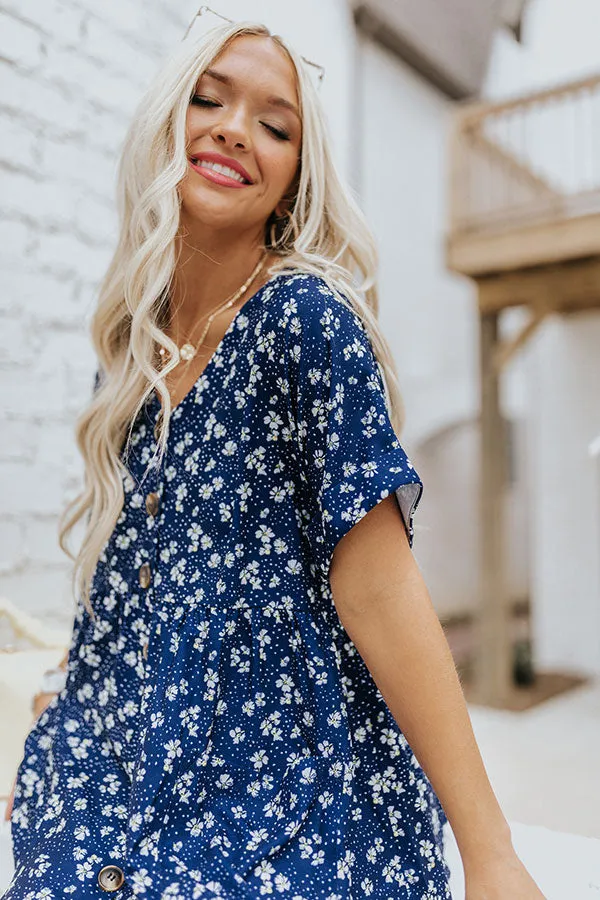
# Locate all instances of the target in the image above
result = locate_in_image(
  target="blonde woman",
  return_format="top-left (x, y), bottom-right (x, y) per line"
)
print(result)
top-left (4, 11), bottom-right (545, 900)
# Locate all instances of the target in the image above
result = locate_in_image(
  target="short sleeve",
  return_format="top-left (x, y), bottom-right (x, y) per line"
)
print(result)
top-left (285, 277), bottom-right (423, 579)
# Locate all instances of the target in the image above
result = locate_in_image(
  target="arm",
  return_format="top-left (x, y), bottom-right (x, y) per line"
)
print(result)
top-left (330, 494), bottom-right (545, 897)
top-left (276, 275), bottom-right (542, 894)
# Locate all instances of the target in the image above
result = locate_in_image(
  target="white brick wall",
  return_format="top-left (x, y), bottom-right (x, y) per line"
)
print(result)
top-left (0, 0), bottom-right (189, 630)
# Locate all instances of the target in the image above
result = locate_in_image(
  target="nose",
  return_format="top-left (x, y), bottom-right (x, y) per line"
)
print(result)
top-left (210, 104), bottom-right (252, 151)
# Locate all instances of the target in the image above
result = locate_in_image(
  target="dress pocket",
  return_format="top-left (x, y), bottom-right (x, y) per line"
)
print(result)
top-left (260, 754), bottom-right (323, 840)
top-left (232, 751), bottom-right (354, 890)
top-left (242, 752), bottom-right (350, 870)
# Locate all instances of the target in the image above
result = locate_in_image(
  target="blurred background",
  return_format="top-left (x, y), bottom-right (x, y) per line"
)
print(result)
top-left (1, 0), bottom-right (599, 895)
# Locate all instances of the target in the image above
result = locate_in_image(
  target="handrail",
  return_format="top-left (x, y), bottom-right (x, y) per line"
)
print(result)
top-left (448, 70), bottom-right (600, 238)
top-left (455, 71), bottom-right (600, 125)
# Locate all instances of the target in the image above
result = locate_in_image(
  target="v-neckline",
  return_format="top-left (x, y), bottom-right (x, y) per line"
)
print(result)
top-left (153, 270), bottom-right (286, 417)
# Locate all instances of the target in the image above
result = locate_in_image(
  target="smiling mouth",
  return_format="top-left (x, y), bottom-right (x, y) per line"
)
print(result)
top-left (189, 158), bottom-right (252, 185)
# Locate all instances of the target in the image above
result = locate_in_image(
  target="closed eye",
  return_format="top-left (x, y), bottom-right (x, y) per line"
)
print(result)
top-left (190, 95), bottom-right (220, 107)
top-left (190, 95), bottom-right (291, 141)
top-left (262, 123), bottom-right (290, 141)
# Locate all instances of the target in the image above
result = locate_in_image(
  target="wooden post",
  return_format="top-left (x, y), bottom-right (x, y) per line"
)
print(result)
top-left (473, 309), bottom-right (512, 706)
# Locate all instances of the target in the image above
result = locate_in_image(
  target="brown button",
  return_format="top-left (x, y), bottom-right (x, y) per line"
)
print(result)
top-left (138, 563), bottom-right (151, 589)
top-left (145, 492), bottom-right (160, 516)
top-left (142, 639), bottom-right (149, 659)
top-left (98, 864), bottom-right (125, 892)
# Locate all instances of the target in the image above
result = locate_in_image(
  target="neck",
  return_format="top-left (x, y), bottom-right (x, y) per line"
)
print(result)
top-left (168, 223), bottom-right (270, 341)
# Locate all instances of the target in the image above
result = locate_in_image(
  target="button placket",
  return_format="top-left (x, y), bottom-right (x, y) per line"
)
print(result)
top-left (138, 477), bottom-right (164, 668)
top-left (124, 417), bottom-right (167, 865)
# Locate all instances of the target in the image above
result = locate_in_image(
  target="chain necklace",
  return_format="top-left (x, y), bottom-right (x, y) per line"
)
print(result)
top-left (159, 251), bottom-right (268, 386)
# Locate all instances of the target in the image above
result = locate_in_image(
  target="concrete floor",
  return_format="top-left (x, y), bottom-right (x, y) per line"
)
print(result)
top-left (444, 819), bottom-right (600, 899)
top-left (466, 677), bottom-right (600, 841)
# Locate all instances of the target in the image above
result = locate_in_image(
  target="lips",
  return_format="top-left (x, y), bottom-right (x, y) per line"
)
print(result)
top-left (188, 151), bottom-right (254, 185)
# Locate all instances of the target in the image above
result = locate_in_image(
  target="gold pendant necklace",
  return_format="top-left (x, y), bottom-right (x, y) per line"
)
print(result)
top-left (160, 252), bottom-right (268, 367)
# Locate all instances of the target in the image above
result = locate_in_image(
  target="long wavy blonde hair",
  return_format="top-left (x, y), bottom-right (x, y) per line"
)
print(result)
top-left (58, 19), bottom-right (407, 619)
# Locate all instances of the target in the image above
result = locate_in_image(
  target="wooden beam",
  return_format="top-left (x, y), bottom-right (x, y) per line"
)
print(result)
top-left (473, 312), bottom-right (513, 706)
top-left (477, 256), bottom-right (600, 313)
top-left (447, 210), bottom-right (600, 276)
top-left (492, 308), bottom-right (550, 371)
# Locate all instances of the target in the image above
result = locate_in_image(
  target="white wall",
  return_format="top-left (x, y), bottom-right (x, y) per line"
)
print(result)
top-left (0, 1), bottom-right (189, 629)
top-left (355, 35), bottom-right (485, 620)
top-left (526, 314), bottom-right (600, 674)
top-left (357, 34), bottom-right (479, 448)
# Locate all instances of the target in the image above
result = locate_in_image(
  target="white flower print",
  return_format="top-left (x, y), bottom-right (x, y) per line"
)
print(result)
top-left (6, 274), bottom-right (448, 900)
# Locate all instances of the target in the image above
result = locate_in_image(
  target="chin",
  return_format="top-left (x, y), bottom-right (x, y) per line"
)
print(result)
top-left (180, 197), bottom-right (242, 228)
top-left (181, 195), bottom-right (268, 236)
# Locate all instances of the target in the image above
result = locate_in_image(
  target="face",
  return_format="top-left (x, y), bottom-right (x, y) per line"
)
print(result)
top-left (178, 34), bottom-right (302, 242)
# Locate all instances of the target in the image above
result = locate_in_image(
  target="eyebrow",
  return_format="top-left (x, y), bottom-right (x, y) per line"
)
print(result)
top-left (202, 67), bottom-right (301, 120)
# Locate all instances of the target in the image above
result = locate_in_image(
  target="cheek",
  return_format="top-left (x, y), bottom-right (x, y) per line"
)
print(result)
top-left (183, 109), bottom-right (210, 152)
top-left (177, 170), bottom-right (204, 212)
top-left (259, 144), bottom-right (300, 197)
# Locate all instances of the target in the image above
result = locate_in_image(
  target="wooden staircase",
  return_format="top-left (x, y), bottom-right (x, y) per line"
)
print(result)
top-left (445, 72), bottom-right (600, 707)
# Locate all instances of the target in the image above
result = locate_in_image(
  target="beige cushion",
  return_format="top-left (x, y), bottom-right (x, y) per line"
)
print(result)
top-left (0, 597), bottom-right (68, 799)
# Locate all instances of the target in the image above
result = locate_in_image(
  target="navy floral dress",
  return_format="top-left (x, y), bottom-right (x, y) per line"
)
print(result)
top-left (6, 271), bottom-right (451, 899)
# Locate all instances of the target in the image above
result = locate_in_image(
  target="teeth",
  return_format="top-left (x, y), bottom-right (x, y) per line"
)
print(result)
top-left (193, 159), bottom-right (248, 183)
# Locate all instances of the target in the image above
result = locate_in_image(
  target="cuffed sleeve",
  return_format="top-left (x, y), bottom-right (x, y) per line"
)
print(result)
top-left (283, 276), bottom-right (423, 579)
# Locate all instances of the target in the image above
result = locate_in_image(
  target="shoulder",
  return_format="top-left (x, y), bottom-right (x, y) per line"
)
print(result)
top-left (259, 271), bottom-right (384, 396)
top-left (261, 270), bottom-right (369, 347)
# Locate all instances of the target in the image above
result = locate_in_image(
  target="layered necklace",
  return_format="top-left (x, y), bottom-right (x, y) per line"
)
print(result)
top-left (159, 251), bottom-right (268, 387)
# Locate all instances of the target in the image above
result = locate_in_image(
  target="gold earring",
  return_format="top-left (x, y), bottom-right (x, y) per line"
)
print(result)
top-left (269, 207), bottom-right (295, 250)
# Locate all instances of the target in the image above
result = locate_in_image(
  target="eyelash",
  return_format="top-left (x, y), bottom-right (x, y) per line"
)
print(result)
top-left (190, 95), bottom-right (291, 141)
